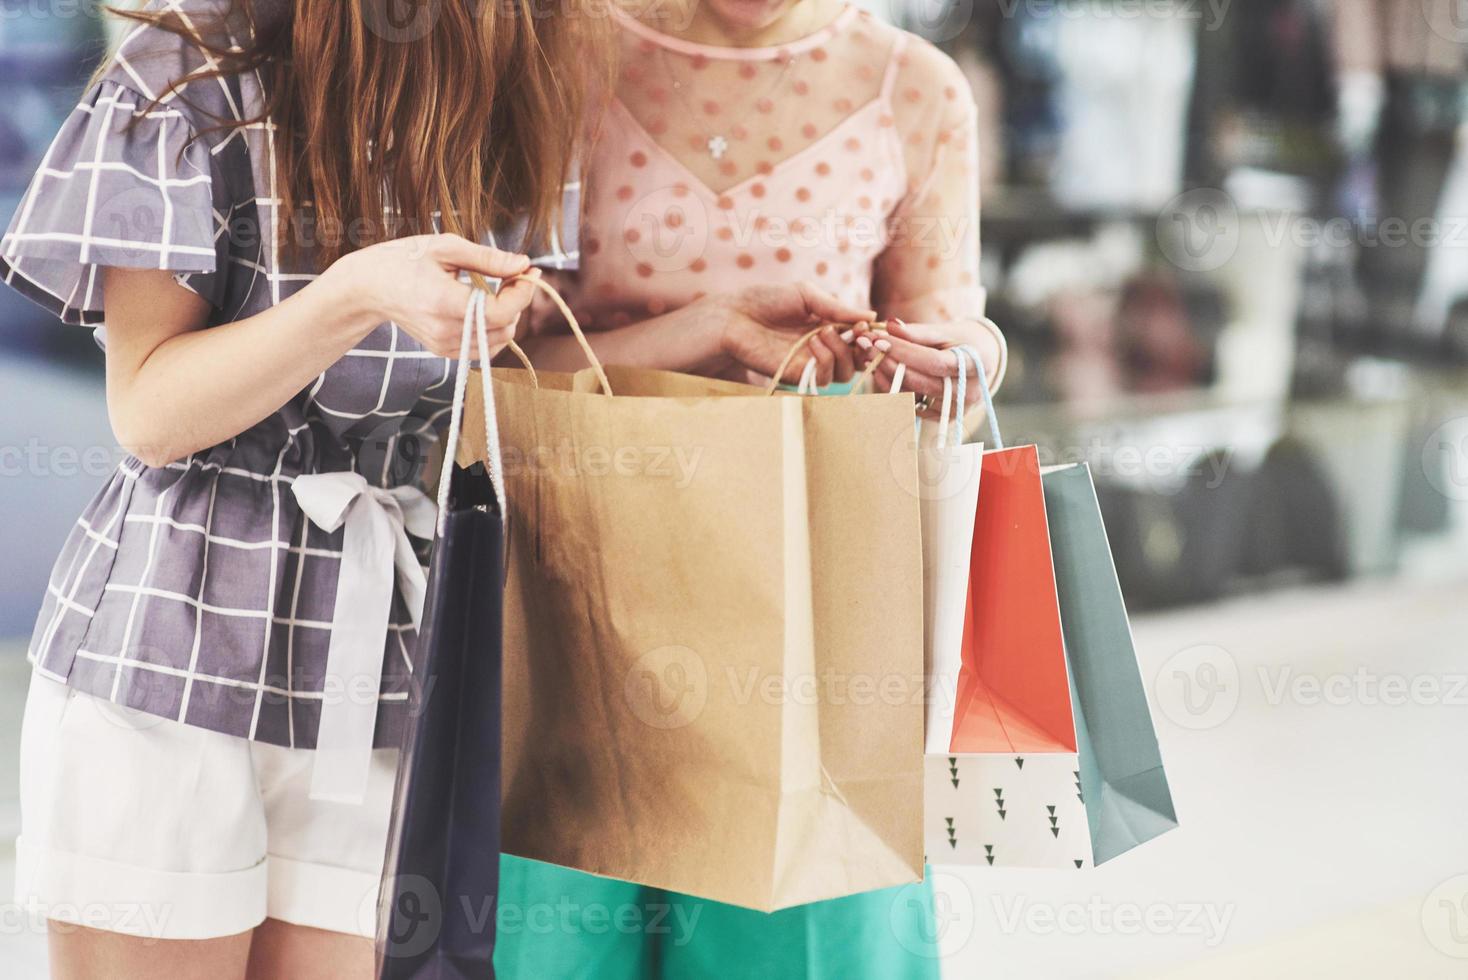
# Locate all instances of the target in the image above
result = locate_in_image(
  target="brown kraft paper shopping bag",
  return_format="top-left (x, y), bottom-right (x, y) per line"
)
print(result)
top-left (455, 303), bottom-right (925, 912)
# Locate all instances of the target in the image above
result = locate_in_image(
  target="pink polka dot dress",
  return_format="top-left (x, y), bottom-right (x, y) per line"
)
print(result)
top-left (543, 4), bottom-right (1005, 385)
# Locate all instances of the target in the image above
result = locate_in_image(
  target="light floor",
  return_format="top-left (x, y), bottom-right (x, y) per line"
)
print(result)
top-left (0, 575), bottom-right (1464, 978)
top-left (937, 574), bottom-right (1468, 978)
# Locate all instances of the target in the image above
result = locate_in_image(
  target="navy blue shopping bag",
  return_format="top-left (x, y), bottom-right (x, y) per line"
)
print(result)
top-left (378, 291), bottom-right (508, 979)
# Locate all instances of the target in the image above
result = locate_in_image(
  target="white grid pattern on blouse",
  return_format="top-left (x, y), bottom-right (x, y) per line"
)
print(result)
top-left (4, 0), bottom-right (579, 747)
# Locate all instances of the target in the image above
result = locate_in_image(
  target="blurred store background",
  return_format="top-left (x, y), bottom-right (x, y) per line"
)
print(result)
top-left (2, 0), bottom-right (1467, 977)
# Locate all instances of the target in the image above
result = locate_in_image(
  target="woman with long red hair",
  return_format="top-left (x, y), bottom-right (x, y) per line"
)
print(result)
top-left (0, 0), bottom-right (611, 975)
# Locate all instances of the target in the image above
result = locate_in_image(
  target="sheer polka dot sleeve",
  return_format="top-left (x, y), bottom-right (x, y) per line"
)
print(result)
top-left (873, 47), bottom-right (1005, 391)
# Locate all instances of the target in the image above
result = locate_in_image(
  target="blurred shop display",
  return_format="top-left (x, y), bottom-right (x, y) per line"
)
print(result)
top-left (1049, 10), bottom-right (1195, 213)
top-left (0, 2), bottom-right (107, 362)
top-left (894, 0), bottom-right (1468, 380)
top-left (891, 0), bottom-right (1468, 606)
top-left (1335, 0), bottom-right (1468, 350)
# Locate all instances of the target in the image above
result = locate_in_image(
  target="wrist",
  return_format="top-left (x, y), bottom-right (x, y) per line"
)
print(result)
top-left (690, 293), bottom-right (737, 366)
top-left (966, 317), bottom-right (1007, 394)
top-left (317, 250), bottom-right (383, 343)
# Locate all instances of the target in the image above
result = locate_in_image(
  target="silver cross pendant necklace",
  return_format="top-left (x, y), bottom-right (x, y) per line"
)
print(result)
top-left (659, 49), bottom-right (800, 160)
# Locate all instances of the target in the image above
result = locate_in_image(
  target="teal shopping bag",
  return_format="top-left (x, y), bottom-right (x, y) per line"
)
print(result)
top-left (1042, 462), bottom-right (1179, 863)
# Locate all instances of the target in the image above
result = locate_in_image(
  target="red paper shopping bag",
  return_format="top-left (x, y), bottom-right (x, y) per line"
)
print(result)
top-left (950, 444), bottom-right (1077, 755)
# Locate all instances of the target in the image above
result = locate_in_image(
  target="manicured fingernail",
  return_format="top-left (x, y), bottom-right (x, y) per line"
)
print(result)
top-left (856, 336), bottom-right (874, 350)
top-left (839, 329), bottom-right (854, 343)
top-left (874, 339), bottom-right (892, 352)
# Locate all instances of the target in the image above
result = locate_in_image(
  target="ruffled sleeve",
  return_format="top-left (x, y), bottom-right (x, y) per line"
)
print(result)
top-left (0, 78), bottom-right (226, 326)
top-left (873, 38), bottom-right (1006, 392)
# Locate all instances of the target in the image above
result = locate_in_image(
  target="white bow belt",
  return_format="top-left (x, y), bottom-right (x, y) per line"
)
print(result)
top-left (291, 471), bottom-right (437, 804)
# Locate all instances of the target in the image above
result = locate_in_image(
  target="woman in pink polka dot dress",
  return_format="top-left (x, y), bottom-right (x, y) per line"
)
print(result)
top-left (499, 1), bottom-right (999, 977)
top-left (522, 0), bottom-right (1007, 404)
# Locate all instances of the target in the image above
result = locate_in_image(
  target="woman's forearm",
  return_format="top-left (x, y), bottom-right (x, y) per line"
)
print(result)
top-left (104, 234), bottom-right (536, 467)
top-left (105, 267), bottom-right (377, 466)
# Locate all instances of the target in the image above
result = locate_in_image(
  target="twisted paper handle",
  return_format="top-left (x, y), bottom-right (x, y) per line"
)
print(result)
top-left (501, 275), bottom-right (614, 396)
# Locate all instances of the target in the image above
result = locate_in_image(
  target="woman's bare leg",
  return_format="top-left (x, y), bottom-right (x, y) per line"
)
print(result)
top-left (245, 918), bottom-right (374, 980)
top-left (47, 922), bottom-right (253, 980)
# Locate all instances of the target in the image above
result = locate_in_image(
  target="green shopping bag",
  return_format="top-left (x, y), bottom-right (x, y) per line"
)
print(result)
top-left (1043, 462), bottom-right (1179, 863)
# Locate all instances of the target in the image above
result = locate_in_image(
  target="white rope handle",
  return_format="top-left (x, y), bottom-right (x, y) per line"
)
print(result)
top-left (950, 345), bottom-right (1002, 450)
top-left (797, 358), bottom-right (820, 396)
top-left (934, 345), bottom-right (1002, 451)
top-left (936, 375), bottom-right (955, 450)
top-left (436, 290), bottom-right (508, 536)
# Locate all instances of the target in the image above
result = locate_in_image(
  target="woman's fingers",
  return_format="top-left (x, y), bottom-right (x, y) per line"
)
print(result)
top-left (735, 324), bottom-right (813, 384)
top-left (486, 268), bottom-right (542, 327)
top-left (727, 314), bottom-right (865, 388)
top-left (745, 326), bottom-right (841, 386)
top-left (855, 326), bottom-right (960, 379)
top-left (873, 362), bottom-right (957, 420)
top-left (788, 325), bottom-right (860, 388)
top-left (881, 318), bottom-right (955, 348)
top-left (737, 282), bottom-right (873, 330)
top-left (882, 318), bottom-right (1002, 387)
top-left (814, 325), bottom-right (855, 383)
top-left (418, 268), bottom-right (538, 357)
top-left (431, 234), bottom-right (531, 279)
top-left (795, 282), bottom-right (877, 327)
top-left (806, 334), bottom-right (835, 387)
top-left (874, 362), bottom-right (984, 421)
top-left (874, 358), bottom-right (949, 400)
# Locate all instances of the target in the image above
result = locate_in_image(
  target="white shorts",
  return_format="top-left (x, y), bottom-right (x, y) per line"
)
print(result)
top-left (15, 675), bottom-right (398, 941)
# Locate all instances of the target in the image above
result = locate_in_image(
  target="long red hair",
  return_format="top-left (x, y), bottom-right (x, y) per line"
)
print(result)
top-left (112, 0), bottom-right (610, 268)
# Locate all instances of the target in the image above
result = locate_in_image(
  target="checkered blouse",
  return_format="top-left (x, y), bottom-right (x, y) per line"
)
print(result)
top-left (1, 0), bottom-right (577, 748)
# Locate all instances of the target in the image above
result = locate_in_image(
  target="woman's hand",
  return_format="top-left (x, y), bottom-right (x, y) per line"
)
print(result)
top-left (700, 282), bottom-right (875, 386)
top-left (853, 319), bottom-right (1003, 416)
top-left (326, 234), bottom-right (542, 357)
